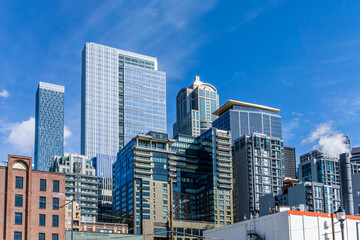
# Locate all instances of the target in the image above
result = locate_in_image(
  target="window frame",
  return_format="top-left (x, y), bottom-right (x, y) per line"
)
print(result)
top-left (39, 233), bottom-right (45, 240)
top-left (15, 176), bottom-right (23, 189)
top-left (14, 232), bottom-right (22, 240)
top-left (40, 179), bottom-right (46, 191)
top-left (15, 212), bottom-right (22, 225)
top-left (52, 215), bottom-right (59, 227)
top-left (39, 197), bottom-right (46, 209)
top-left (39, 214), bottom-right (46, 226)
top-left (15, 195), bottom-right (23, 207)
top-left (53, 180), bottom-right (59, 192)
top-left (53, 198), bottom-right (59, 210)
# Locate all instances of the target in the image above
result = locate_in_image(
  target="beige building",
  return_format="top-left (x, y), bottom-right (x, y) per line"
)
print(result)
top-left (65, 201), bottom-right (81, 231)
top-left (0, 155), bottom-right (66, 240)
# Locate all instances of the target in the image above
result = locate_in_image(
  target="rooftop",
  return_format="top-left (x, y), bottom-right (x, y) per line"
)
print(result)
top-left (213, 100), bottom-right (280, 116)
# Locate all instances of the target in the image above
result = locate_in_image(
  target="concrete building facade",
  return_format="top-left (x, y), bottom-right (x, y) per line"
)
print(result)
top-left (232, 133), bottom-right (284, 221)
top-left (173, 76), bottom-right (219, 137)
top-left (50, 154), bottom-right (98, 223)
top-left (113, 129), bottom-right (233, 239)
top-left (0, 155), bottom-right (66, 240)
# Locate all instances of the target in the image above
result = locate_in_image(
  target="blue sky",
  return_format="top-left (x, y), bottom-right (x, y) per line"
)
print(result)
top-left (1, 0), bottom-right (360, 164)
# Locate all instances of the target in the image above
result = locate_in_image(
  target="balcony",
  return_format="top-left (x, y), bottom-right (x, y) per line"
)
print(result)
top-left (218, 179), bottom-right (232, 184)
top-left (134, 151), bottom-right (152, 157)
top-left (169, 172), bottom-right (177, 178)
top-left (135, 163), bottom-right (154, 169)
top-left (216, 139), bottom-right (231, 145)
top-left (134, 156), bottom-right (152, 163)
top-left (134, 174), bottom-right (151, 179)
top-left (218, 157), bottom-right (231, 163)
top-left (134, 169), bottom-right (153, 175)
top-left (169, 167), bottom-right (176, 172)
top-left (218, 162), bottom-right (231, 168)
top-left (217, 132), bottom-right (230, 139)
top-left (218, 173), bottom-right (232, 179)
top-left (218, 168), bottom-right (232, 173)
top-left (218, 151), bottom-right (231, 157)
top-left (219, 184), bottom-right (232, 189)
top-left (218, 145), bottom-right (232, 151)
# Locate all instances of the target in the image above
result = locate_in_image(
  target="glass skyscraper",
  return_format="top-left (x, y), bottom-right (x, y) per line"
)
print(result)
top-left (212, 100), bottom-right (282, 143)
top-left (113, 128), bottom-right (233, 237)
top-left (81, 42), bottom-right (167, 158)
top-left (34, 82), bottom-right (64, 171)
top-left (173, 76), bottom-right (219, 137)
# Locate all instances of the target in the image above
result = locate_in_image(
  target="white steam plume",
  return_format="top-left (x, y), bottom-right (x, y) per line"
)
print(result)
top-left (302, 122), bottom-right (350, 158)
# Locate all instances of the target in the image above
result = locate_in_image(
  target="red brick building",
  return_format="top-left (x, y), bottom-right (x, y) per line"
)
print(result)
top-left (0, 155), bottom-right (66, 240)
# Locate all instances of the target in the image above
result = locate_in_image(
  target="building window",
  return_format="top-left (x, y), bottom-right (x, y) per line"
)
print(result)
top-left (40, 179), bottom-right (46, 191)
top-left (39, 214), bottom-right (46, 226)
top-left (15, 213), bottom-right (22, 225)
top-left (53, 180), bottom-right (59, 192)
top-left (53, 198), bottom-right (59, 210)
top-left (16, 177), bottom-right (23, 189)
top-left (39, 197), bottom-right (46, 208)
top-left (52, 215), bottom-right (59, 227)
top-left (14, 232), bottom-right (22, 240)
top-left (15, 195), bottom-right (23, 207)
top-left (39, 233), bottom-right (45, 240)
top-left (52, 234), bottom-right (58, 240)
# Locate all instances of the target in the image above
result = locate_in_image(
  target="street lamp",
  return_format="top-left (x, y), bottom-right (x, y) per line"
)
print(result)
top-left (60, 199), bottom-right (75, 240)
top-left (336, 206), bottom-right (346, 240)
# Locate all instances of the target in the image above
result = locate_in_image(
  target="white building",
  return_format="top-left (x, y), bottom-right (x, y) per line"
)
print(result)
top-left (204, 210), bottom-right (360, 240)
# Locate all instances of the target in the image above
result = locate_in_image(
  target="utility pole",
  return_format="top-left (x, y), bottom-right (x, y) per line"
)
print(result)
top-left (331, 213), bottom-right (335, 240)
top-left (169, 178), bottom-right (174, 240)
top-left (71, 198), bottom-right (74, 240)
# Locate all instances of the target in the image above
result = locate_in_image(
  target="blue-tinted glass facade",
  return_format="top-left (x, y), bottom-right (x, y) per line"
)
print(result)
top-left (92, 154), bottom-right (116, 178)
top-left (34, 82), bottom-right (64, 171)
top-left (123, 63), bottom-right (166, 145)
top-left (81, 42), bottom-right (166, 159)
top-left (212, 103), bottom-right (282, 142)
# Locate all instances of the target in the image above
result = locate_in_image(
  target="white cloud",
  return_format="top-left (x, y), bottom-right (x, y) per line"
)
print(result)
top-left (64, 125), bottom-right (72, 145)
top-left (0, 89), bottom-right (10, 98)
top-left (1, 117), bottom-right (72, 154)
top-left (5, 117), bottom-right (35, 155)
top-left (302, 122), bottom-right (350, 158)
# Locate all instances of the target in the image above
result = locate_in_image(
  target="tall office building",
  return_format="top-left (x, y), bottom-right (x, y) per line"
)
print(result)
top-left (173, 76), bottom-right (219, 137)
top-left (113, 129), bottom-right (233, 239)
top-left (50, 154), bottom-right (98, 223)
top-left (34, 82), bottom-right (64, 171)
top-left (283, 146), bottom-right (296, 179)
top-left (212, 100), bottom-right (282, 143)
top-left (81, 42), bottom-right (167, 158)
top-left (232, 133), bottom-right (284, 221)
top-left (298, 150), bottom-right (340, 186)
top-left (92, 154), bottom-right (116, 223)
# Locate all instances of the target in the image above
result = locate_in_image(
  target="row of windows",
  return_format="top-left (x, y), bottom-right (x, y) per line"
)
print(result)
top-left (14, 232), bottom-right (58, 240)
top-left (15, 213), bottom-right (59, 227)
top-left (16, 177), bottom-right (59, 192)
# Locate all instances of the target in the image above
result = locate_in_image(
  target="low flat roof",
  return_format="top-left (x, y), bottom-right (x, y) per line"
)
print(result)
top-left (213, 100), bottom-right (280, 116)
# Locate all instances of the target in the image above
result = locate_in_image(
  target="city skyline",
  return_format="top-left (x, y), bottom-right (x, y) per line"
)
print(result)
top-left (1, 1), bottom-right (360, 163)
